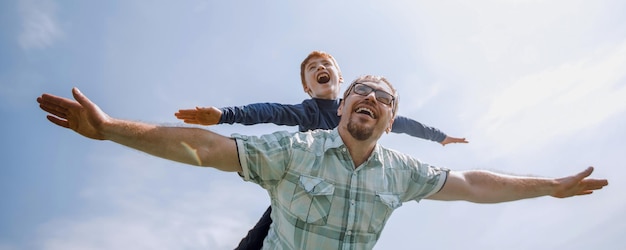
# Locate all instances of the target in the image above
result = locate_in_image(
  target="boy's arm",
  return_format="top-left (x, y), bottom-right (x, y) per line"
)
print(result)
top-left (391, 116), bottom-right (468, 145)
top-left (222, 102), bottom-right (314, 126)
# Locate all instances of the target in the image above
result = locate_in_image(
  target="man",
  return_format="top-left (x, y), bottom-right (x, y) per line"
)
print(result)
top-left (37, 75), bottom-right (608, 249)
top-left (175, 50), bottom-right (468, 249)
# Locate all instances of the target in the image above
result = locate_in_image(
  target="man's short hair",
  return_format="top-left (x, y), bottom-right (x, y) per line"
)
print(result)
top-left (343, 75), bottom-right (399, 117)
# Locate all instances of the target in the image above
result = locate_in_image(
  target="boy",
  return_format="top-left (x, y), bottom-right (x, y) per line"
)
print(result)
top-left (174, 51), bottom-right (468, 249)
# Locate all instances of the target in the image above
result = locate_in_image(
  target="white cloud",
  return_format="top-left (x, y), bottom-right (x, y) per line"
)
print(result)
top-left (18, 0), bottom-right (63, 50)
top-left (475, 40), bottom-right (626, 156)
top-left (35, 182), bottom-right (266, 250)
top-left (33, 150), bottom-right (269, 250)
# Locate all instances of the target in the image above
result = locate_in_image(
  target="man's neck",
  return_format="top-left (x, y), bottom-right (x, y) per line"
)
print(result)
top-left (338, 129), bottom-right (377, 168)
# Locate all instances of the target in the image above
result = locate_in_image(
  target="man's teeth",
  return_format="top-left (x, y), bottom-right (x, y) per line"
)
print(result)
top-left (356, 107), bottom-right (374, 117)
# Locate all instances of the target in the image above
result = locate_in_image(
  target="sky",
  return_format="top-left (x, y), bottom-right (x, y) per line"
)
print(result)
top-left (1, 0), bottom-right (625, 249)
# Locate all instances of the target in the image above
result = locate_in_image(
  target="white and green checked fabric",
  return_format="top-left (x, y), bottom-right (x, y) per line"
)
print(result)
top-left (233, 128), bottom-right (448, 250)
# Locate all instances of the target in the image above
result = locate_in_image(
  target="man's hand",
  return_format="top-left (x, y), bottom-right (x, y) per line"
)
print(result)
top-left (440, 136), bottom-right (469, 146)
top-left (37, 88), bottom-right (110, 140)
top-left (551, 167), bottom-right (609, 198)
top-left (175, 106), bottom-right (222, 126)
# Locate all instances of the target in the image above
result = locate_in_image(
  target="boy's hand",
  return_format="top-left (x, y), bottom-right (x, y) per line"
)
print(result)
top-left (440, 136), bottom-right (469, 146)
top-left (175, 106), bottom-right (222, 125)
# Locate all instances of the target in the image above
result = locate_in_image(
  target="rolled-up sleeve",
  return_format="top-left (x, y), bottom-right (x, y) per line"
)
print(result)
top-left (231, 131), bottom-right (292, 186)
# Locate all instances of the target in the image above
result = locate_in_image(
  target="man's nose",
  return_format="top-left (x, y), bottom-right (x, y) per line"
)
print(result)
top-left (364, 91), bottom-right (377, 102)
top-left (317, 65), bottom-right (326, 70)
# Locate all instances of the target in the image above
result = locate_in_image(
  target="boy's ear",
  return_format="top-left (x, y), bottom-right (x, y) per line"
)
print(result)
top-left (303, 86), bottom-right (312, 97)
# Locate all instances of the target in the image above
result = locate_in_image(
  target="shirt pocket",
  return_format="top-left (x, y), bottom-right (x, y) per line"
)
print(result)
top-left (290, 175), bottom-right (335, 225)
top-left (368, 192), bottom-right (402, 233)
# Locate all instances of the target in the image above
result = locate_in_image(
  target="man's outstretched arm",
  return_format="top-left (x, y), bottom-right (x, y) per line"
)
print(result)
top-left (428, 167), bottom-right (608, 203)
top-left (37, 88), bottom-right (242, 172)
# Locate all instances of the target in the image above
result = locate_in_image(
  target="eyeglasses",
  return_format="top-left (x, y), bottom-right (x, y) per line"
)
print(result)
top-left (350, 83), bottom-right (395, 106)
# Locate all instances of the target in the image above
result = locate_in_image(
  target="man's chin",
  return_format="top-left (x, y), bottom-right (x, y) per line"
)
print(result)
top-left (347, 121), bottom-right (374, 141)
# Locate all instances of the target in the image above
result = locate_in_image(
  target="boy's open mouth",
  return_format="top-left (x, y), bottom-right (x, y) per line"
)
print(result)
top-left (317, 73), bottom-right (330, 84)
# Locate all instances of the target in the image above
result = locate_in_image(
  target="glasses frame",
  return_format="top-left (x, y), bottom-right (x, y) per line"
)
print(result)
top-left (349, 82), bottom-right (396, 106)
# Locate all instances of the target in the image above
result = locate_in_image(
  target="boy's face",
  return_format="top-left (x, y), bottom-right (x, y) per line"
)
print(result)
top-left (302, 56), bottom-right (343, 99)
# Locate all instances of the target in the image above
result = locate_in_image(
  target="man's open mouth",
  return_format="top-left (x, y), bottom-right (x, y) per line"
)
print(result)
top-left (356, 107), bottom-right (375, 118)
top-left (317, 73), bottom-right (330, 84)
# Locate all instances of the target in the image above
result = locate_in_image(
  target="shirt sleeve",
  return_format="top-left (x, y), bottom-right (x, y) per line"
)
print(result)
top-left (232, 131), bottom-right (293, 188)
top-left (390, 115), bottom-right (447, 143)
top-left (406, 157), bottom-right (449, 201)
top-left (219, 102), bottom-right (314, 127)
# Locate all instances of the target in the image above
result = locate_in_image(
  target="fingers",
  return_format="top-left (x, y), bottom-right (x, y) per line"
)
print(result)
top-left (39, 102), bottom-right (67, 119)
top-left (46, 115), bottom-right (69, 128)
top-left (72, 87), bottom-right (96, 111)
top-left (582, 178), bottom-right (609, 190)
top-left (173, 110), bottom-right (201, 124)
top-left (174, 110), bottom-right (199, 120)
top-left (441, 137), bottom-right (469, 146)
top-left (38, 94), bottom-right (71, 119)
top-left (38, 91), bottom-right (80, 129)
top-left (576, 166), bottom-right (594, 180)
top-left (574, 167), bottom-right (608, 196)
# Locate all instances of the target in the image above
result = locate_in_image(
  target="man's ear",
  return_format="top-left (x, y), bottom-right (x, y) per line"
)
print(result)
top-left (386, 117), bottom-right (394, 133)
top-left (337, 99), bottom-right (345, 116)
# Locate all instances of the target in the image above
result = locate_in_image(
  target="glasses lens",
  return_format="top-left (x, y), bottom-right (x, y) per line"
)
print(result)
top-left (352, 83), bottom-right (393, 105)
top-left (376, 93), bottom-right (393, 105)
top-left (353, 84), bottom-right (371, 95)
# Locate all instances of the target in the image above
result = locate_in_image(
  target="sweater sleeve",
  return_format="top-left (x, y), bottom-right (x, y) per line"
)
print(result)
top-left (219, 102), bottom-right (314, 128)
top-left (391, 115), bottom-right (447, 143)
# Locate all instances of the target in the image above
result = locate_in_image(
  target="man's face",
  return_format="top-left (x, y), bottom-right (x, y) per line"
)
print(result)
top-left (337, 81), bottom-right (395, 141)
top-left (302, 56), bottom-right (343, 99)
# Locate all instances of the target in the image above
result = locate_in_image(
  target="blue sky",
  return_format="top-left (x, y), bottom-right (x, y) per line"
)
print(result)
top-left (2, 0), bottom-right (625, 249)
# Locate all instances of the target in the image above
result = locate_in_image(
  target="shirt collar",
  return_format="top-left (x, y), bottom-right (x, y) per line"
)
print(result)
top-left (323, 128), bottom-right (384, 166)
top-left (322, 128), bottom-right (345, 152)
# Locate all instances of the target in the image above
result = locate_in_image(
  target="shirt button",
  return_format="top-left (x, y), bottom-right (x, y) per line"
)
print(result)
top-left (347, 230), bottom-right (352, 235)
top-left (350, 200), bottom-right (355, 206)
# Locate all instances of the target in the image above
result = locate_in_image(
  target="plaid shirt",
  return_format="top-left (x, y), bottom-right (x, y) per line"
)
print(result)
top-left (234, 128), bottom-right (448, 250)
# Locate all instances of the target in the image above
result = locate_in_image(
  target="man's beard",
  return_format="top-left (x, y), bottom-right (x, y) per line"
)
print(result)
top-left (347, 119), bottom-right (374, 141)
